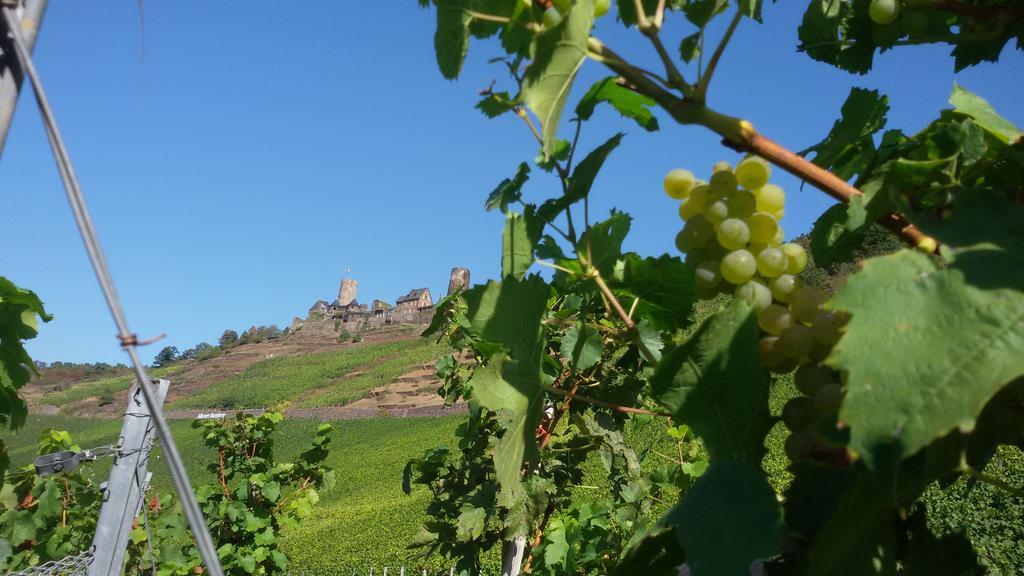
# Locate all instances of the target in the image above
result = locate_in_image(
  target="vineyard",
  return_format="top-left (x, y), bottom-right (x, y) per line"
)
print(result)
top-left (2, 0), bottom-right (1023, 575)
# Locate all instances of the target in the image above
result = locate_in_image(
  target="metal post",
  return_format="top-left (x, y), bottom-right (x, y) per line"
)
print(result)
top-left (0, 0), bottom-right (47, 158)
top-left (88, 379), bottom-right (169, 576)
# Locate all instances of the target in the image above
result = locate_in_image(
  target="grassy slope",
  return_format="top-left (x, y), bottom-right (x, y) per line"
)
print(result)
top-left (169, 339), bottom-right (435, 410)
top-left (298, 341), bottom-right (448, 407)
top-left (42, 365), bottom-right (183, 407)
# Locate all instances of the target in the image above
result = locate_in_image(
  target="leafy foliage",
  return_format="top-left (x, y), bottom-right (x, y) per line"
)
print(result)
top-left (798, 0), bottom-right (1024, 73)
top-left (410, 0), bottom-right (1024, 574)
top-left (0, 277), bottom-right (51, 480)
top-left (126, 412), bottom-right (335, 574)
top-left (0, 429), bottom-right (100, 572)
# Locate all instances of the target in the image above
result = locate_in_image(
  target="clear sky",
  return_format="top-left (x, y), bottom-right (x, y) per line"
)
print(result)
top-left (1, 2), bottom-right (1021, 364)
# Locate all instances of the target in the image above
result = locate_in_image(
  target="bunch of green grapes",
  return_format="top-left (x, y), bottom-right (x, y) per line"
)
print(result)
top-left (665, 157), bottom-right (850, 462)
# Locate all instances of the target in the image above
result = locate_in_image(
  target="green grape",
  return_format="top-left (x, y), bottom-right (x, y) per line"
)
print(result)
top-left (794, 363), bottom-right (836, 397)
top-left (808, 339), bottom-right (833, 363)
top-left (709, 168), bottom-right (738, 195)
top-left (771, 225), bottom-right (785, 247)
top-left (674, 215), bottom-right (714, 253)
top-left (678, 199), bottom-right (703, 221)
top-left (811, 311), bottom-right (846, 345)
top-left (735, 155), bottom-right (771, 190)
top-left (782, 397), bottom-right (816, 431)
top-left (812, 383), bottom-right (843, 415)
top-left (780, 243), bottom-right (808, 274)
top-left (664, 169), bottom-right (695, 199)
top-left (594, 0), bottom-right (611, 17)
top-left (756, 247), bottom-right (788, 278)
top-left (712, 160), bottom-right (732, 173)
top-left (726, 189), bottom-right (757, 219)
top-left (695, 260), bottom-right (721, 289)
top-left (868, 0), bottom-right (900, 24)
top-left (791, 286), bottom-right (829, 325)
top-left (716, 218), bottom-right (750, 250)
top-left (758, 304), bottom-right (793, 335)
top-left (772, 208), bottom-right (785, 220)
top-left (735, 280), bottom-right (772, 311)
top-left (771, 357), bottom-right (799, 374)
top-left (688, 183), bottom-right (711, 206)
top-left (704, 200), bottom-right (729, 224)
top-left (785, 430), bottom-right (817, 461)
top-left (543, 6), bottom-right (564, 28)
top-left (759, 336), bottom-right (783, 367)
top-left (755, 184), bottom-right (785, 213)
top-left (720, 249), bottom-right (756, 284)
top-left (747, 211), bottom-right (778, 244)
top-left (769, 274), bottom-right (800, 303)
top-left (776, 324), bottom-right (814, 359)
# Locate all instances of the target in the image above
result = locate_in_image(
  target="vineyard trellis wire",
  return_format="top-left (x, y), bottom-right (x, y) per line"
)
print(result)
top-left (0, 2), bottom-right (224, 574)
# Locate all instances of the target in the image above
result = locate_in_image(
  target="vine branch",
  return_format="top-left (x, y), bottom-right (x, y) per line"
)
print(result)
top-left (587, 36), bottom-right (939, 253)
top-left (543, 384), bottom-right (672, 417)
top-left (695, 8), bottom-right (743, 100)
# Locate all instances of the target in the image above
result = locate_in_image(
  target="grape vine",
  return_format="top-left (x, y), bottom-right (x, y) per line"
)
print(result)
top-left (410, 0), bottom-right (1024, 574)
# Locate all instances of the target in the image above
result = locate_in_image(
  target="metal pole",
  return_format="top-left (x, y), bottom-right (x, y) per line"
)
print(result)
top-left (88, 379), bottom-right (168, 576)
top-left (0, 0), bottom-right (46, 158)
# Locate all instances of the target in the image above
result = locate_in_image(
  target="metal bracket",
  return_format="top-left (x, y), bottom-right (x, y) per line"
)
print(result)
top-left (33, 445), bottom-right (118, 476)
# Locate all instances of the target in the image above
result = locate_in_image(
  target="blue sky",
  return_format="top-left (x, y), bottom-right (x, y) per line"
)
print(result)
top-left (2, 2), bottom-right (1021, 364)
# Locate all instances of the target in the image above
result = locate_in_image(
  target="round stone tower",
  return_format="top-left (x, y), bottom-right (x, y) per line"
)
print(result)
top-left (447, 267), bottom-right (471, 295)
top-left (338, 278), bottom-right (358, 306)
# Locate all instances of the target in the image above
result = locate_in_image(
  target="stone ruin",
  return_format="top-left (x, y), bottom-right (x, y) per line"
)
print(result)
top-left (289, 267), bottom-right (471, 340)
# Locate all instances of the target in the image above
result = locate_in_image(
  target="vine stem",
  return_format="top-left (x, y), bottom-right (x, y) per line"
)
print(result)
top-left (724, 133), bottom-right (934, 248)
top-left (543, 384), bottom-right (672, 417)
top-left (695, 8), bottom-right (743, 100)
top-left (588, 269), bottom-right (660, 365)
top-left (961, 463), bottom-right (1024, 498)
top-left (587, 36), bottom-right (939, 253)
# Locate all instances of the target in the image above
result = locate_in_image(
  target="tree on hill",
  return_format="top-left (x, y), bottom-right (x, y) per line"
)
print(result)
top-left (152, 346), bottom-right (179, 368)
top-left (218, 329), bottom-right (238, 348)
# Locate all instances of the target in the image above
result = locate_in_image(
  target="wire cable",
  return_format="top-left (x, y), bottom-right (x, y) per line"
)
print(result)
top-left (0, 8), bottom-right (224, 576)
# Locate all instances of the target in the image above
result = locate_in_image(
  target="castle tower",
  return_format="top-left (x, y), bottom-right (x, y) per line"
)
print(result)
top-left (338, 278), bottom-right (358, 306)
top-left (447, 267), bottom-right (470, 296)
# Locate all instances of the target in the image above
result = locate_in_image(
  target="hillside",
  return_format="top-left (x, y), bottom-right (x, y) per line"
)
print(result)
top-left (23, 324), bottom-right (454, 418)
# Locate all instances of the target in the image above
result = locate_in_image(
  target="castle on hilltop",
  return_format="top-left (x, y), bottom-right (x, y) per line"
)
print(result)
top-left (291, 268), bottom-right (470, 336)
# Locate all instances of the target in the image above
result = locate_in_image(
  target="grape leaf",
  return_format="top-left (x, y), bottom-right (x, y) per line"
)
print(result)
top-left (576, 78), bottom-right (659, 132)
top-left (797, 0), bottom-right (874, 75)
top-left (560, 322), bottom-right (602, 371)
top-left (667, 460), bottom-right (783, 576)
top-left (485, 162), bottom-right (530, 212)
top-left (619, 254), bottom-right (695, 332)
top-left (802, 87), bottom-right (889, 182)
top-left (805, 468), bottom-right (901, 576)
top-left (476, 91), bottom-right (515, 118)
top-left (456, 506), bottom-right (487, 542)
top-left (808, 202), bottom-right (864, 267)
top-left (566, 133), bottom-right (624, 202)
top-left (502, 209), bottom-right (543, 280)
top-left (948, 84), bottom-right (1023, 145)
top-left (580, 211), bottom-right (631, 277)
top-left (523, 0), bottom-right (593, 158)
top-left (463, 276), bottom-right (549, 494)
top-left (650, 300), bottom-right (770, 463)
top-left (682, 0), bottom-right (727, 28)
top-left (678, 32), bottom-right (701, 63)
top-left (0, 277), bottom-right (50, 479)
top-left (433, 0), bottom-right (473, 80)
top-left (830, 244), bottom-right (1024, 473)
